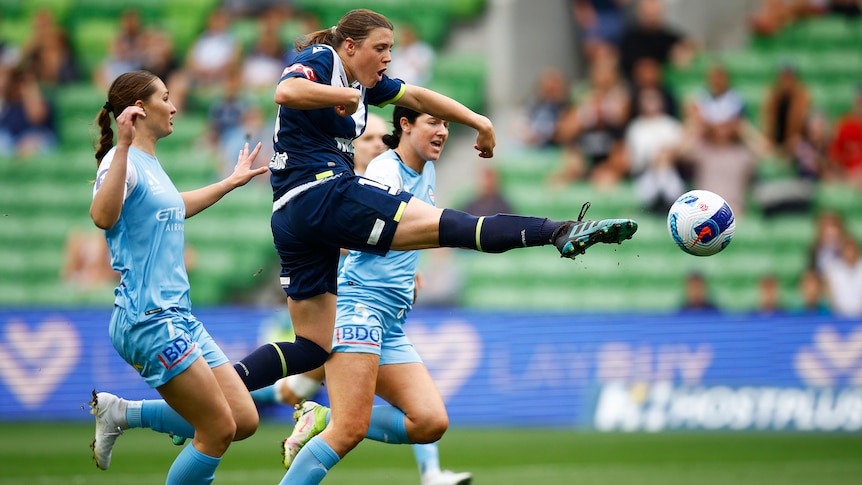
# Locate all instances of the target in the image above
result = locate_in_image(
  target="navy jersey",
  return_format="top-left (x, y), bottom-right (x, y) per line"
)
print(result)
top-left (269, 44), bottom-right (405, 209)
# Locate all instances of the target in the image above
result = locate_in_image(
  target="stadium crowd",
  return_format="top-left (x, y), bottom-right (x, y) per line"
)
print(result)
top-left (0, 0), bottom-right (860, 316)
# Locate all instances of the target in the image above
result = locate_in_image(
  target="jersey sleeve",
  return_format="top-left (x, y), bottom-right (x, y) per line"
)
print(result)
top-left (93, 149), bottom-right (137, 200)
top-left (364, 157), bottom-right (404, 192)
top-left (367, 74), bottom-right (405, 107)
top-left (279, 45), bottom-right (333, 85)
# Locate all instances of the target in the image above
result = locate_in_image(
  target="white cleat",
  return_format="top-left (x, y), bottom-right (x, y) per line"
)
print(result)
top-left (281, 400), bottom-right (328, 469)
top-left (422, 469), bottom-right (473, 485)
top-left (89, 390), bottom-right (127, 470)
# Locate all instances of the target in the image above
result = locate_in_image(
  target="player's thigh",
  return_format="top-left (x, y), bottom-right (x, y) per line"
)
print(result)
top-left (287, 293), bottom-right (337, 351)
top-left (375, 362), bottom-right (447, 420)
top-left (390, 197), bottom-right (445, 250)
top-left (211, 362), bottom-right (258, 440)
top-left (156, 357), bottom-right (235, 449)
top-left (323, 352), bottom-right (379, 430)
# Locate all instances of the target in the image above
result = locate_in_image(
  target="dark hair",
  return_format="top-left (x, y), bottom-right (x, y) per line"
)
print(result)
top-left (382, 106), bottom-right (421, 149)
top-left (295, 9), bottom-right (393, 52)
top-left (94, 70), bottom-right (159, 165)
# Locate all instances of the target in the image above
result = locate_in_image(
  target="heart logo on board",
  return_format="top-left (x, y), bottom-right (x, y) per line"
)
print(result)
top-left (795, 325), bottom-right (862, 387)
top-left (0, 318), bottom-right (82, 409)
top-left (408, 320), bottom-right (482, 401)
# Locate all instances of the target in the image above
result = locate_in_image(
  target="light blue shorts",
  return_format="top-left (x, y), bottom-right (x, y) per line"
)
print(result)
top-left (332, 296), bottom-right (422, 365)
top-left (109, 306), bottom-right (229, 388)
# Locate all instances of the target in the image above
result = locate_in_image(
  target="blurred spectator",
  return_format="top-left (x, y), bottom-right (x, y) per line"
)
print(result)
top-left (677, 117), bottom-right (759, 215)
top-left (0, 66), bottom-right (58, 158)
top-left (829, 0), bottom-right (862, 17)
top-left (749, 0), bottom-right (800, 36)
top-left (678, 272), bottom-right (720, 314)
top-left (821, 235), bottom-right (862, 317)
top-left (625, 87), bottom-right (685, 213)
top-left (222, 0), bottom-right (289, 17)
top-left (218, 102), bottom-right (274, 182)
top-left (807, 210), bottom-right (849, 273)
top-left (761, 63), bottom-right (811, 157)
top-left (462, 165), bottom-right (514, 216)
top-left (516, 67), bottom-right (571, 148)
top-left (184, 8), bottom-right (240, 89)
top-left (630, 57), bottom-right (678, 119)
top-left (387, 22), bottom-right (435, 86)
top-left (757, 274), bottom-right (783, 315)
top-left (618, 0), bottom-right (696, 80)
top-left (19, 8), bottom-right (78, 86)
top-left (689, 64), bottom-right (746, 127)
top-left (571, 0), bottom-right (630, 63)
top-left (794, 268), bottom-right (830, 315)
top-left (828, 87), bottom-right (862, 186)
top-left (792, 111), bottom-right (834, 180)
top-left (140, 25), bottom-right (188, 111)
top-left (242, 12), bottom-right (288, 91)
top-left (61, 228), bottom-right (118, 289)
top-left (94, 9), bottom-right (147, 90)
top-left (553, 54), bottom-right (630, 187)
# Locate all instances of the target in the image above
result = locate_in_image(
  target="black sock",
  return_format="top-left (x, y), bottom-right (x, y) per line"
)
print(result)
top-left (233, 337), bottom-right (329, 392)
top-left (438, 209), bottom-right (563, 253)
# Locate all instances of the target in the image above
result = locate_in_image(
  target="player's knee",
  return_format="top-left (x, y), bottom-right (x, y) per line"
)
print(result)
top-left (411, 412), bottom-right (449, 444)
top-left (233, 409), bottom-right (259, 441)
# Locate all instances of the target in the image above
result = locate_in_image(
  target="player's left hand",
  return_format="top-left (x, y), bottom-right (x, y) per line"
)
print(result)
top-left (228, 142), bottom-right (268, 187)
top-left (474, 118), bottom-right (496, 158)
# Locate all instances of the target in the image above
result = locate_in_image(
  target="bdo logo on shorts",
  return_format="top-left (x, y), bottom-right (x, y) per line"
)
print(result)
top-left (335, 325), bottom-right (382, 348)
top-left (157, 334), bottom-right (196, 370)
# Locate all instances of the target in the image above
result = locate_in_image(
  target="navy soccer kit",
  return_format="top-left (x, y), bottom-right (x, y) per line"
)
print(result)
top-left (269, 44), bottom-right (412, 300)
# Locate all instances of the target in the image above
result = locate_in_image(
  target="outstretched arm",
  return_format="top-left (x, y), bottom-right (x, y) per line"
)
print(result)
top-left (181, 142), bottom-right (268, 218)
top-left (396, 84), bottom-right (496, 158)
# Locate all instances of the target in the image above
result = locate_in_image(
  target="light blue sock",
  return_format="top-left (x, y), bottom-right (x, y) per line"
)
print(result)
top-left (412, 442), bottom-right (441, 476)
top-left (365, 405), bottom-right (410, 444)
top-left (166, 443), bottom-right (221, 485)
top-left (279, 436), bottom-right (340, 485)
top-left (250, 385), bottom-right (278, 404)
top-left (126, 400), bottom-right (196, 439)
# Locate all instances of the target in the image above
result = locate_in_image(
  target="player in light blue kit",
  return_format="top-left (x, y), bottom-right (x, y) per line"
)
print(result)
top-left (277, 107), bottom-right (472, 485)
top-left (86, 70), bottom-right (268, 484)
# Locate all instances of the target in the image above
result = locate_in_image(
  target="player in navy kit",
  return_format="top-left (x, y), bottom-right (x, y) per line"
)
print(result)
top-left (216, 9), bottom-right (637, 483)
top-left (87, 70), bottom-right (268, 484)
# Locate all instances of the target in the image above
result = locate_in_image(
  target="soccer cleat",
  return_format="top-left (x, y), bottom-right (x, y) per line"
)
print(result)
top-left (422, 470), bottom-right (474, 485)
top-left (170, 434), bottom-right (187, 446)
top-left (281, 400), bottom-right (329, 469)
top-left (89, 390), bottom-right (127, 470)
top-left (552, 202), bottom-right (637, 259)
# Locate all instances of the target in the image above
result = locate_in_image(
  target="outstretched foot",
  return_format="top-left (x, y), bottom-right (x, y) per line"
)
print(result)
top-left (281, 401), bottom-right (329, 469)
top-left (89, 390), bottom-right (127, 470)
top-left (552, 202), bottom-right (637, 259)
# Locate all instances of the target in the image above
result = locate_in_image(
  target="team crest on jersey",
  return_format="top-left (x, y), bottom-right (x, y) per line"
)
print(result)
top-left (284, 63), bottom-right (316, 81)
top-left (428, 188), bottom-right (436, 205)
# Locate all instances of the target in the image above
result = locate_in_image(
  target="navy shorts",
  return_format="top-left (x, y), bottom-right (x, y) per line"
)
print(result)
top-left (272, 174), bottom-right (413, 300)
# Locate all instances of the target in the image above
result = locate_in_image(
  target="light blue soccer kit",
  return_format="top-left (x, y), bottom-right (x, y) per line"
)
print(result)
top-left (333, 150), bottom-right (436, 364)
top-left (94, 147), bottom-right (227, 389)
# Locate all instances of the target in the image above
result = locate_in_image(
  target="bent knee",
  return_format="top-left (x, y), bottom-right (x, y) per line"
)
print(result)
top-left (233, 412), bottom-right (259, 441)
top-left (411, 414), bottom-right (449, 444)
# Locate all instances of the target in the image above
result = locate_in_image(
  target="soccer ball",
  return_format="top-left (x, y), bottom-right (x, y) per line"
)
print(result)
top-left (667, 190), bottom-right (735, 256)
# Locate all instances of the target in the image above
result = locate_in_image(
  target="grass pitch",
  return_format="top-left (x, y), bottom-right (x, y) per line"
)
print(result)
top-left (2, 422), bottom-right (861, 484)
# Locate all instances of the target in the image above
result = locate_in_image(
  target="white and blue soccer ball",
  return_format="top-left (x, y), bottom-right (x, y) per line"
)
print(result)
top-left (667, 190), bottom-right (735, 256)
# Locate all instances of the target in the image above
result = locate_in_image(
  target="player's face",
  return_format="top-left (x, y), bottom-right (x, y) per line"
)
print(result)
top-left (139, 79), bottom-right (176, 139)
top-left (407, 114), bottom-right (449, 162)
top-left (353, 116), bottom-right (388, 173)
top-left (349, 27), bottom-right (393, 87)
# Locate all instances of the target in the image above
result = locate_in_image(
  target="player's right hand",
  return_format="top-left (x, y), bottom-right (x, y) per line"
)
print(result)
top-left (116, 106), bottom-right (145, 147)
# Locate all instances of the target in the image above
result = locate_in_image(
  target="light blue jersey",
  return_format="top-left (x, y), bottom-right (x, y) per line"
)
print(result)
top-left (337, 149), bottom-right (436, 311)
top-left (93, 146), bottom-right (191, 322)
